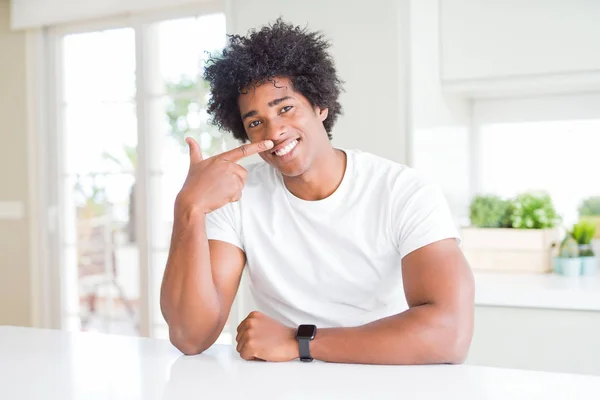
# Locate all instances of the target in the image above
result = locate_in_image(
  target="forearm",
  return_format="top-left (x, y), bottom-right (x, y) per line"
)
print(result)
top-left (160, 203), bottom-right (222, 353)
top-left (310, 304), bottom-right (471, 365)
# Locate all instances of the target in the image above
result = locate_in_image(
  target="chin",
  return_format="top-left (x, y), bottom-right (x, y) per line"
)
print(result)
top-left (278, 166), bottom-right (307, 178)
top-left (268, 159), bottom-right (306, 177)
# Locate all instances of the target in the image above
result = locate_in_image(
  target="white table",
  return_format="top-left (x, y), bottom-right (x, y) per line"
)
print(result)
top-left (1, 326), bottom-right (599, 399)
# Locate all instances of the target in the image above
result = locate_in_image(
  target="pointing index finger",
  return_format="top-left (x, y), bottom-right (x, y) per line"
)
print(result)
top-left (221, 140), bottom-right (274, 162)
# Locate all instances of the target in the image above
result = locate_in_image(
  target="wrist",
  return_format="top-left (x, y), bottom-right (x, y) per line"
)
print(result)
top-left (289, 333), bottom-right (300, 360)
top-left (175, 195), bottom-right (208, 219)
top-left (295, 324), bottom-right (317, 362)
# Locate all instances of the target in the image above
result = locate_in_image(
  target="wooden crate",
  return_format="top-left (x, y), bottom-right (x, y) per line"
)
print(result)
top-left (460, 227), bottom-right (560, 273)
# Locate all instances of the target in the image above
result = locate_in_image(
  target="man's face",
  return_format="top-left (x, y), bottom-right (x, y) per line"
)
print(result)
top-left (237, 77), bottom-right (329, 177)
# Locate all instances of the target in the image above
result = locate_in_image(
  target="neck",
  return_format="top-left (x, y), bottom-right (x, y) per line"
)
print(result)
top-left (282, 145), bottom-right (347, 201)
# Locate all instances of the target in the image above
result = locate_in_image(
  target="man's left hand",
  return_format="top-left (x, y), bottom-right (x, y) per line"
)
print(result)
top-left (235, 311), bottom-right (299, 362)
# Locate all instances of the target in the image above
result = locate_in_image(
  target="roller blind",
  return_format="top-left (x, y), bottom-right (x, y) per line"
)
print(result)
top-left (10, 0), bottom-right (215, 29)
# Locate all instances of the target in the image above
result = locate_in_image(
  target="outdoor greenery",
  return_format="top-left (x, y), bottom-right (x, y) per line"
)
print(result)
top-left (74, 177), bottom-right (109, 219)
top-left (102, 145), bottom-right (137, 173)
top-left (164, 75), bottom-right (224, 156)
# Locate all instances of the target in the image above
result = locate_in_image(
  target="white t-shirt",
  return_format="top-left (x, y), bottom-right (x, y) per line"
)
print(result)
top-left (206, 149), bottom-right (460, 328)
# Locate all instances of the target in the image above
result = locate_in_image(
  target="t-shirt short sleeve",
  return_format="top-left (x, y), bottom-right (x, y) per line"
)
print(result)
top-left (205, 202), bottom-right (244, 251)
top-left (393, 176), bottom-right (461, 259)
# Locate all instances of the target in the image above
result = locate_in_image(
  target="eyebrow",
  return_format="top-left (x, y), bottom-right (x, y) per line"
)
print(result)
top-left (241, 96), bottom-right (293, 121)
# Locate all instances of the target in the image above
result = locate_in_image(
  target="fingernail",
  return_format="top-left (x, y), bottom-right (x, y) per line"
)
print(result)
top-left (264, 140), bottom-right (274, 149)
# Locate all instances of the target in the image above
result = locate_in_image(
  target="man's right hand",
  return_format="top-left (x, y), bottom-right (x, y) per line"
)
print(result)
top-left (176, 137), bottom-right (274, 214)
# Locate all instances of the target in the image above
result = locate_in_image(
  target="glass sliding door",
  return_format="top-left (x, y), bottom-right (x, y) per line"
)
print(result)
top-left (55, 11), bottom-right (232, 342)
top-left (61, 28), bottom-right (140, 335)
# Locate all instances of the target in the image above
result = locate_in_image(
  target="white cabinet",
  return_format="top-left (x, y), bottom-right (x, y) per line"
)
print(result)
top-left (440, 0), bottom-right (600, 96)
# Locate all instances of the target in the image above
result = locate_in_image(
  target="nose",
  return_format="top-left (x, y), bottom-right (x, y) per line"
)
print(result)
top-left (264, 119), bottom-right (286, 141)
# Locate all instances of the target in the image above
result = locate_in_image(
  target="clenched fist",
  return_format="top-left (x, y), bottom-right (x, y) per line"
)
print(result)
top-left (236, 311), bottom-right (299, 362)
top-left (176, 137), bottom-right (274, 215)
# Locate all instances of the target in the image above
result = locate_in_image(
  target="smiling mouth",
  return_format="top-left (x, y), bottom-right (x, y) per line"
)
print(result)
top-left (272, 139), bottom-right (299, 157)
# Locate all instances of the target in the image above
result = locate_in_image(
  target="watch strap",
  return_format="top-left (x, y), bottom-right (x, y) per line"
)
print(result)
top-left (298, 338), bottom-right (312, 361)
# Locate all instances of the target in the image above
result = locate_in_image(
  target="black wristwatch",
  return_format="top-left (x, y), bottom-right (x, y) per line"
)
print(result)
top-left (296, 324), bottom-right (317, 362)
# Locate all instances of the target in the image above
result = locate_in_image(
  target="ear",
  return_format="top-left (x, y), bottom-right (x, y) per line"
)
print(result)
top-left (316, 107), bottom-right (329, 122)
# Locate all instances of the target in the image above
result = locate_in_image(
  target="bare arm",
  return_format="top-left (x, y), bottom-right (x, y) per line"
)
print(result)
top-left (159, 137), bottom-right (273, 355)
top-left (160, 204), bottom-right (245, 355)
top-left (309, 238), bottom-right (475, 364)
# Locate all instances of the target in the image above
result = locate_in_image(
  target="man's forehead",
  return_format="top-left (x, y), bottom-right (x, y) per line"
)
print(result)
top-left (239, 80), bottom-right (294, 105)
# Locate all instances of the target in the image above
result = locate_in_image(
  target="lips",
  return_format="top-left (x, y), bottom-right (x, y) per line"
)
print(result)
top-left (271, 138), bottom-right (300, 156)
top-left (273, 139), bottom-right (298, 156)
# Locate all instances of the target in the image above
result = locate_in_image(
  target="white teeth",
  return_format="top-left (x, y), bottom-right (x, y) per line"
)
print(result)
top-left (274, 139), bottom-right (298, 156)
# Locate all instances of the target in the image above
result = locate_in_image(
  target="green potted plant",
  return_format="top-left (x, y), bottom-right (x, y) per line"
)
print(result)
top-left (469, 195), bottom-right (511, 228)
top-left (556, 234), bottom-right (581, 276)
top-left (572, 219), bottom-right (597, 276)
top-left (505, 192), bottom-right (560, 229)
top-left (578, 196), bottom-right (600, 239)
top-left (461, 191), bottom-right (561, 273)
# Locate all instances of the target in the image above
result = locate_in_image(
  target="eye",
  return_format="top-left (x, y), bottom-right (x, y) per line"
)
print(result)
top-left (248, 120), bottom-right (261, 128)
top-left (280, 105), bottom-right (293, 113)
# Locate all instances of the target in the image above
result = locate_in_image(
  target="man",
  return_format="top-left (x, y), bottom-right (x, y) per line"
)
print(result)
top-left (160, 19), bottom-right (474, 365)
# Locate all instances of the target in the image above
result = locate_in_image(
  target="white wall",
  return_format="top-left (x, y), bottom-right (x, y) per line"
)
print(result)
top-left (227, 0), bottom-right (409, 165)
top-left (440, 0), bottom-right (600, 81)
top-left (0, 0), bottom-right (32, 327)
top-left (409, 0), bottom-right (470, 222)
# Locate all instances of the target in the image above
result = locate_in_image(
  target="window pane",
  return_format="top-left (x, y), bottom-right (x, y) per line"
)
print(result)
top-left (64, 172), bottom-right (140, 336)
top-left (146, 13), bottom-right (229, 253)
top-left (480, 120), bottom-right (600, 225)
top-left (155, 14), bottom-right (227, 96)
top-left (58, 13), bottom-right (229, 338)
top-left (145, 13), bottom-right (230, 334)
top-left (64, 102), bottom-right (137, 175)
top-left (146, 95), bottom-right (228, 250)
top-left (61, 25), bottom-right (140, 336)
top-left (63, 28), bottom-right (135, 103)
top-left (148, 95), bottom-right (226, 170)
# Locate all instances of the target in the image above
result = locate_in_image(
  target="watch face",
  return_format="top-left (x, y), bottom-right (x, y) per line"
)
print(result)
top-left (297, 324), bottom-right (317, 339)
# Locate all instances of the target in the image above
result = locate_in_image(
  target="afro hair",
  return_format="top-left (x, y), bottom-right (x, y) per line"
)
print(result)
top-left (203, 18), bottom-right (344, 143)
